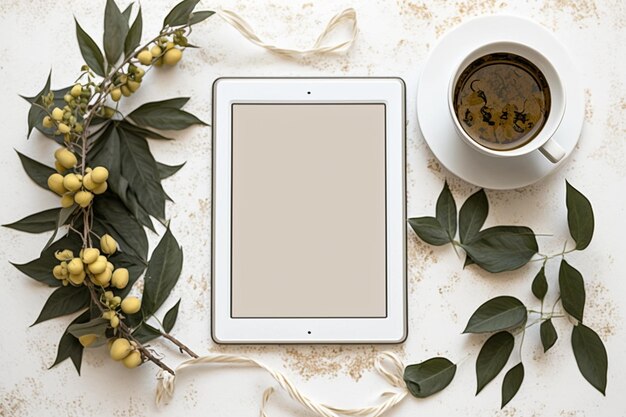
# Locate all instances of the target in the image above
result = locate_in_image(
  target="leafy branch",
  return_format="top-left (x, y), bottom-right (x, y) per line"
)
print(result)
top-left (404, 181), bottom-right (607, 408)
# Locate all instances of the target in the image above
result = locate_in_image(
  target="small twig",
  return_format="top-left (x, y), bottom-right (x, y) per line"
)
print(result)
top-left (161, 332), bottom-right (199, 358)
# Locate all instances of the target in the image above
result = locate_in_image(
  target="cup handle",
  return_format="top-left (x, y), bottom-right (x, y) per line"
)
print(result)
top-left (539, 138), bottom-right (566, 163)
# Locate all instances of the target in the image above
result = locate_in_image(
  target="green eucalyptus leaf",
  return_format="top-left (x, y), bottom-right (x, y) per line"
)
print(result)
top-left (572, 323), bottom-right (608, 395)
top-left (459, 189), bottom-right (488, 244)
top-left (189, 10), bottom-right (215, 25)
top-left (142, 227), bottom-right (183, 316)
top-left (16, 150), bottom-right (56, 191)
top-left (3, 208), bottom-right (62, 233)
top-left (122, 3), bottom-right (133, 20)
top-left (162, 299), bottom-right (181, 333)
top-left (22, 71), bottom-right (51, 137)
top-left (132, 322), bottom-right (161, 343)
top-left (559, 259), bottom-right (585, 322)
top-left (163, 0), bottom-right (200, 27)
top-left (67, 318), bottom-right (109, 338)
top-left (501, 362), bottom-right (524, 409)
top-left (408, 217), bottom-right (450, 246)
top-left (75, 19), bottom-right (106, 76)
top-left (92, 194), bottom-right (149, 260)
top-left (461, 226), bottom-right (538, 273)
top-left (157, 161), bottom-right (185, 179)
top-left (464, 255), bottom-right (475, 268)
top-left (119, 120), bottom-right (174, 140)
top-left (21, 70), bottom-right (51, 103)
top-left (128, 107), bottom-right (206, 131)
top-left (118, 129), bottom-right (166, 220)
top-left (531, 267), bottom-right (548, 300)
top-left (540, 319), bottom-right (558, 352)
top-left (32, 285), bottom-right (90, 326)
top-left (50, 310), bottom-right (90, 374)
top-left (124, 6), bottom-right (143, 58)
top-left (403, 357), bottom-right (456, 398)
top-left (11, 233), bottom-right (83, 286)
top-left (464, 296), bottom-right (527, 334)
top-left (476, 331), bottom-right (515, 394)
top-left (566, 181), bottom-right (594, 250)
top-left (103, 0), bottom-right (129, 66)
top-left (435, 181), bottom-right (457, 240)
top-left (42, 205), bottom-right (77, 252)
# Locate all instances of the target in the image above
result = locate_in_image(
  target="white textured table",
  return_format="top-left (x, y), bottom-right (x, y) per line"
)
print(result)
top-left (1, 1), bottom-right (624, 416)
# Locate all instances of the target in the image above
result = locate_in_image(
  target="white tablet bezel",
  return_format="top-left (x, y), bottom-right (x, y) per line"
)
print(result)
top-left (212, 77), bottom-right (406, 343)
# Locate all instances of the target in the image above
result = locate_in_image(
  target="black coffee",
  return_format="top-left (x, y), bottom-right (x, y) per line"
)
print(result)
top-left (453, 53), bottom-right (551, 151)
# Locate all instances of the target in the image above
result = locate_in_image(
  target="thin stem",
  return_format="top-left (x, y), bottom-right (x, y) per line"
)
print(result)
top-left (161, 332), bottom-right (199, 358)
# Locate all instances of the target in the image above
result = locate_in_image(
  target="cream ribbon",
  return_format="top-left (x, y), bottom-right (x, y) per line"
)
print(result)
top-left (215, 8), bottom-right (358, 57)
top-left (156, 351), bottom-right (409, 417)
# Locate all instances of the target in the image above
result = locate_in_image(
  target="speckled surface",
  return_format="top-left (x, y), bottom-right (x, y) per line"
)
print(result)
top-left (0, 1), bottom-right (625, 416)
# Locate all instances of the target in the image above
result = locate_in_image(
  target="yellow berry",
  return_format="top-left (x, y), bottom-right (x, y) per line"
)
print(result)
top-left (88, 255), bottom-right (107, 274)
top-left (81, 248), bottom-right (100, 264)
top-left (64, 94), bottom-right (73, 103)
top-left (120, 85), bottom-right (132, 97)
top-left (150, 45), bottom-right (163, 58)
top-left (78, 334), bottom-right (98, 347)
top-left (51, 107), bottom-right (64, 121)
top-left (52, 264), bottom-right (67, 279)
top-left (74, 191), bottom-right (94, 208)
top-left (110, 315), bottom-right (120, 328)
top-left (47, 173), bottom-right (66, 195)
top-left (58, 123), bottom-right (71, 134)
top-left (165, 41), bottom-right (175, 51)
top-left (111, 268), bottom-right (129, 289)
top-left (54, 161), bottom-right (65, 173)
top-left (122, 350), bottom-right (142, 368)
top-left (91, 167), bottom-right (109, 183)
top-left (102, 310), bottom-right (115, 320)
top-left (127, 80), bottom-right (141, 92)
top-left (92, 181), bottom-right (108, 195)
top-left (68, 270), bottom-right (86, 285)
top-left (109, 338), bottom-right (132, 361)
top-left (106, 261), bottom-right (114, 272)
top-left (134, 67), bottom-right (145, 80)
top-left (95, 268), bottom-right (112, 286)
top-left (121, 296), bottom-right (141, 314)
top-left (54, 148), bottom-right (78, 169)
top-left (70, 84), bottom-right (83, 98)
top-left (100, 234), bottom-right (117, 255)
top-left (60, 194), bottom-right (74, 208)
top-left (163, 48), bottom-right (183, 66)
top-left (82, 173), bottom-right (97, 190)
top-left (111, 296), bottom-right (121, 306)
top-left (111, 88), bottom-right (122, 102)
top-left (154, 58), bottom-right (163, 67)
top-left (42, 116), bottom-right (54, 128)
top-left (62, 173), bottom-right (82, 192)
top-left (67, 258), bottom-right (84, 275)
top-left (54, 249), bottom-right (74, 261)
top-left (137, 50), bottom-right (153, 65)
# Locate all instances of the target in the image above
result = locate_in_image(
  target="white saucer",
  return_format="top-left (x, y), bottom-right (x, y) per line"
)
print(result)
top-left (416, 15), bottom-right (584, 190)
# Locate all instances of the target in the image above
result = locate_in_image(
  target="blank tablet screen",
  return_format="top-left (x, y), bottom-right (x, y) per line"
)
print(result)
top-left (231, 104), bottom-right (387, 318)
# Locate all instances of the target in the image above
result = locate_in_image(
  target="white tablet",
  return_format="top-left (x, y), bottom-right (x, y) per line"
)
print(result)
top-left (211, 78), bottom-right (406, 343)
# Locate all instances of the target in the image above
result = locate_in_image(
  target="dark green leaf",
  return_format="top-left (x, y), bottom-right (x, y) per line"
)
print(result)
top-left (21, 70), bottom-right (51, 103)
top-left (408, 217), bottom-right (450, 246)
top-left (103, 0), bottom-right (129, 65)
top-left (464, 255), bottom-right (475, 268)
top-left (464, 296), bottom-right (527, 334)
top-left (122, 3), bottom-right (133, 20)
top-left (42, 205), bottom-right (77, 252)
top-left (403, 357), bottom-right (456, 398)
top-left (119, 120), bottom-right (174, 140)
top-left (566, 181), bottom-right (594, 250)
top-left (118, 129), bottom-right (166, 220)
top-left (132, 322), bottom-right (161, 343)
top-left (188, 10), bottom-right (215, 25)
top-left (461, 226), bottom-right (538, 273)
top-left (540, 319), bottom-right (558, 352)
top-left (32, 286), bottom-right (90, 325)
top-left (162, 299), bottom-right (181, 333)
top-left (435, 181), bottom-right (457, 240)
top-left (142, 227), bottom-right (183, 316)
top-left (11, 233), bottom-right (83, 286)
top-left (50, 310), bottom-right (90, 374)
top-left (16, 150), bottom-right (56, 191)
top-left (124, 6), bottom-right (142, 58)
top-left (163, 0), bottom-right (200, 27)
top-left (92, 194), bottom-right (149, 260)
top-left (459, 189), bottom-right (488, 244)
top-left (128, 99), bottom-right (206, 131)
top-left (133, 97), bottom-right (190, 110)
top-left (75, 19), bottom-right (106, 76)
top-left (531, 267), bottom-right (548, 300)
top-left (559, 259), bottom-right (585, 322)
top-left (572, 323), bottom-right (608, 395)
top-left (476, 331), bottom-right (515, 394)
top-left (501, 363), bottom-right (524, 408)
top-left (23, 71), bottom-right (51, 137)
top-left (67, 318), bottom-right (109, 338)
top-left (157, 161), bottom-right (185, 179)
top-left (3, 208), bottom-right (61, 233)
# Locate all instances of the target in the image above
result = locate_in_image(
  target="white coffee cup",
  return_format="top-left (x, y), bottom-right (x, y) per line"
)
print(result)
top-left (448, 41), bottom-right (566, 163)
